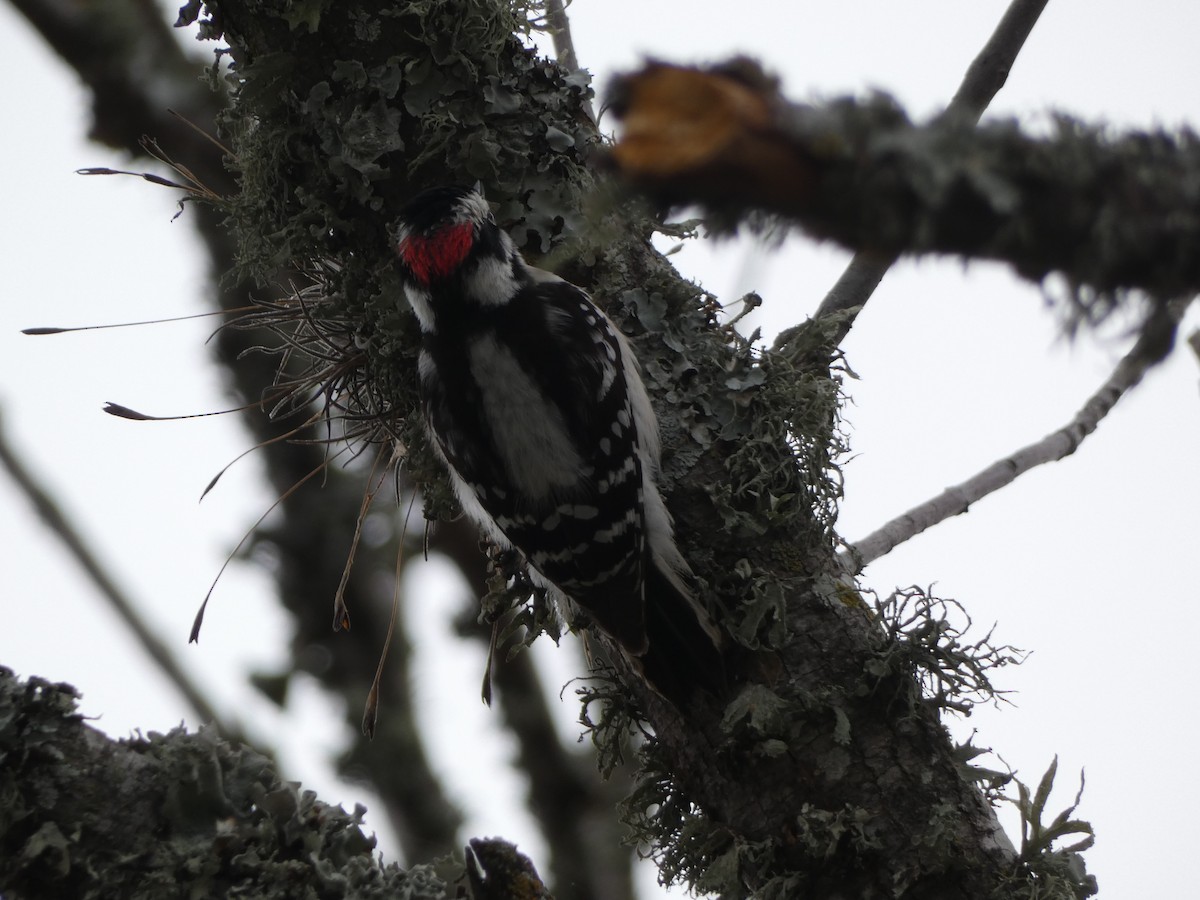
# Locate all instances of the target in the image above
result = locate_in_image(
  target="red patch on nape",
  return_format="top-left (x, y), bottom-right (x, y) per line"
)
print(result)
top-left (398, 222), bottom-right (474, 285)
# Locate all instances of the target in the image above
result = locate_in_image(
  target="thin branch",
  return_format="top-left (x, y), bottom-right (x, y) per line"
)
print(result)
top-left (805, 0), bottom-right (1050, 340)
top-left (543, 0), bottom-right (578, 73)
top-left (844, 301), bottom-right (1188, 572)
top-left (0, 409), bottom-right (241, 739)
top-left (543, 0), bottom-right (596, 123)
top-left (942, 0), bottom-right (1051, 124)
top-left (780, 248), bottom-right (892, 349)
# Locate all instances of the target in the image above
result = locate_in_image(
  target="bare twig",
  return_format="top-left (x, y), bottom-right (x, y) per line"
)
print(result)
top-left (0, 409), bottom-right (241, 739)
top-left (543, 0), bottom-right (596, 123)
top-left (944, 0), bottom-right (1051, 123)
top-left (844, 301), bottom-right (1189, 571)
top-left (543, 0), bottom-right (578, 73)
top-left (806, 0), bottom-right (1051, 339)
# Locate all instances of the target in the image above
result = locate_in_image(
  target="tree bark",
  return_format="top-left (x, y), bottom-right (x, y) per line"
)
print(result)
top-left (608, 60), bottom-right (1200, 305)
top-left (0, 668), bottom-right (449, 900)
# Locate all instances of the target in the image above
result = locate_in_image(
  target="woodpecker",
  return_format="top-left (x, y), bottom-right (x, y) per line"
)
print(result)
top-left (393, 185), bottom-right (724, 702)
top-left (465, 838), bottom-right (550, 900)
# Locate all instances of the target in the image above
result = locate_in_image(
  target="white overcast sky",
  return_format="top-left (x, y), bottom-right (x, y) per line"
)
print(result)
top-left (2, 2), bottom-right (1198, 898)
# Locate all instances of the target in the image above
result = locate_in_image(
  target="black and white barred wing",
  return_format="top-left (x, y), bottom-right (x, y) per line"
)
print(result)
top-left (420, 280), bottom-right (652, 652)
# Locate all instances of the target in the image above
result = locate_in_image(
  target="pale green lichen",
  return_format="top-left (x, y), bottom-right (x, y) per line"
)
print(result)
top-left (0, 668), bottom-right (445, 899)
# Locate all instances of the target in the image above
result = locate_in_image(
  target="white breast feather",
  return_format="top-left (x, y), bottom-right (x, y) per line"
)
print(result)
top-left (405, 284), bottom-right (436, 333)
top-left (468, 332), bottom-right (584, 501)
top-left (464, 254), bottom-right (521, 307)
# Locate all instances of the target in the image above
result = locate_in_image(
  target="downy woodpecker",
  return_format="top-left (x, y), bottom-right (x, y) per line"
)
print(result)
top-left (394, 186), bottom-right (723, 701)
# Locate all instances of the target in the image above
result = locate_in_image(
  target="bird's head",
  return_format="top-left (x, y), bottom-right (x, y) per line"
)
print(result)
top-left (394, 186), bottom-right (502, 287)
top-left (394, 186), bottom-right (525, 332)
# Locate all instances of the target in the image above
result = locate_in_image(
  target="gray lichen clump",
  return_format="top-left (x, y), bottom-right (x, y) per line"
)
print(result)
top-left (0, 668), bottom-right (443, 899)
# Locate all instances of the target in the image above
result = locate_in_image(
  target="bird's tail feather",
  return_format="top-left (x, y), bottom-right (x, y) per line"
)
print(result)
top-left (638, 563), bottom-right (727, 705)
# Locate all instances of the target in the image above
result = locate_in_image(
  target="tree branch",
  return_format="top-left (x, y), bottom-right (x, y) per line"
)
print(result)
top-left (0, 668), bottom-right (455, 899)
top-left (943, 0), bottom-right (1050, 124)
top-left (542, 0), bottom-right (595, 123)
top-left (610, 43), bottom-right (1198, 310)
top-left (0, 411), bottom-right (240, 740)
top-left (8, 0), bottom-right (218, 157)
top-left (488, 637), bottom-right (632, 900)
top-left (803, 0), bottom-right (1049, 341)
top-left (844, 300), bottom-right (1188, 571)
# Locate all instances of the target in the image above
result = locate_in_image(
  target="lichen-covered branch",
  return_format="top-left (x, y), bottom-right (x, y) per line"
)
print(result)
top-left (542, 0), bottom-right (595, 122)
top-left (608, 57), bottom-right (1200, 305)
top-left (0, 668), bottom-right (449, 900)
top-left (844, 300), bottom-right (1187, 571)
top-left (177, 3), bottom-right (1042, 898)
